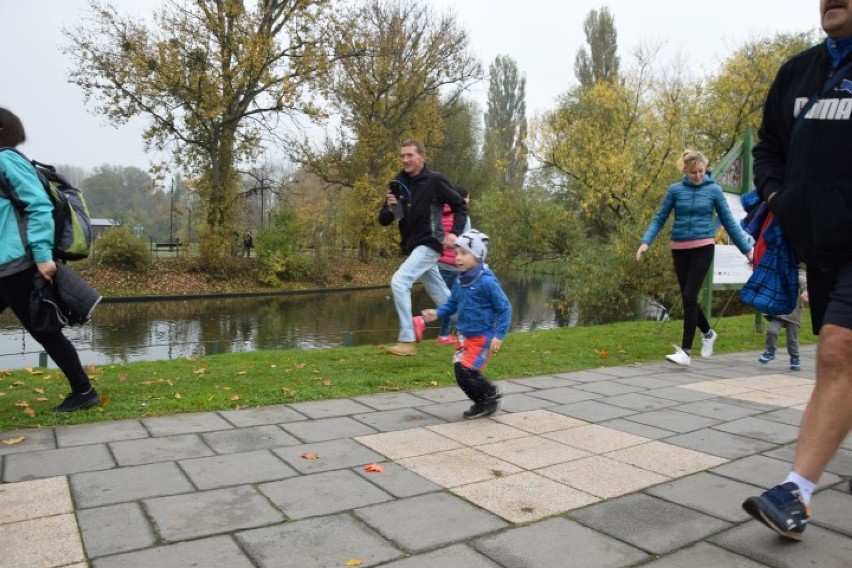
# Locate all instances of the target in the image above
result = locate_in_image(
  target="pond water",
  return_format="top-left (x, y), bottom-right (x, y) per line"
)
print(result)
top-left (0, 273), bottom-right (568, 369)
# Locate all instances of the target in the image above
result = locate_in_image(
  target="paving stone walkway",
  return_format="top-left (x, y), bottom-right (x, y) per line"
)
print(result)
top-left (1, 345), bottom-right (851, 567)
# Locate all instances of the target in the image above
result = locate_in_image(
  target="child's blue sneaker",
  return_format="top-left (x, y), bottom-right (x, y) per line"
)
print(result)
top-left (758, 351), bottom-right (775, 364)
top-left (790, 357), bottom-right (801, 371)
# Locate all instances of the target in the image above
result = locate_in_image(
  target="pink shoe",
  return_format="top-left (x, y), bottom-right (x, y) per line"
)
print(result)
top-left (412, 316), bottom-right (426, 343)
top-left (436, 335), bottom-right (456, 346)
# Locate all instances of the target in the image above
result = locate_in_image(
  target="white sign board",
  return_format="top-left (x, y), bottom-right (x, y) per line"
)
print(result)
top-left (713, 245), bottom-right (752, 285)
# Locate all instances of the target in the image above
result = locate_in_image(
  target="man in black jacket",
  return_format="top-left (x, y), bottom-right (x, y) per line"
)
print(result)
top-left (378, 139), bottom-right (467, 356)
top-left (742, 0), bottom-right (852, 541)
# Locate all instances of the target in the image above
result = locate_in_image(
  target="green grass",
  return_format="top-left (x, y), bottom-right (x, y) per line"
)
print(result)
top-left (0, 314), bottom-right (816, 433)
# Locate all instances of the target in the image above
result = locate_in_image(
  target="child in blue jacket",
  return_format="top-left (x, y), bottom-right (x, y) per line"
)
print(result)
top-left (421, 230), bottom-right (511, 419)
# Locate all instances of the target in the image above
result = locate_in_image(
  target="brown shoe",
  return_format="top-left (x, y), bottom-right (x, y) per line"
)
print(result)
top-left (383, 342), bottom-right (417, 356)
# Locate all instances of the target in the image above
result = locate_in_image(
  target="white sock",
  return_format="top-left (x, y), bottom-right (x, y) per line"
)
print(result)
top-left (783, 471), bottom-right (816, 505)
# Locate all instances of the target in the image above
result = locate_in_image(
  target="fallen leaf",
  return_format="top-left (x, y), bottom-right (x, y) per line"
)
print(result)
top-left (14, 400), bottom-right (30, 407)
top-left (35, 397), bottom-right (48, 402)
top-left (23, 407), bottom-right (36, 418)
top-left (345, 560), bottom-right (363, 566)
top-left (117, 374), bottom-right (128, 383)
top-left (193, 368), bottom-right (207, 375)
top-left (229, 394), bottom-right (240, 401)
top-left (429, 381), bottom-right (438, 386)
top-left (363, 463), bottom-right (384, 473)
top-left (174, 392), bottom-right (182, 399)
top-left (0, 436), bottom-right (26, 445)
top-left (32, 387), bottom-right (45, 394)
top-left (322, 379), bottom-right (332, 386)
top-left (598, 350), bottom-right (609, 359)
top-left (379, 385), bottom-right (400, 391)
top-left (237, 370), bottom-right (247, 375)
top-left (24, 368), bottom-right (43, 376)
top-left (11, 381), bottom-right (25, 387)
top-left (301, 452), bottom-right (319, 460)
top-left (294, 363), bottom-right (305, 369)
top-left (85, 365), bottom-right (98, 374)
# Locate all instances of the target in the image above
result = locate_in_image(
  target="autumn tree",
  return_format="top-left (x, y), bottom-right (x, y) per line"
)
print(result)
top-left (294, 0), bottom-right (480, 257)
top-left (481, 55), bottom-right (528, 192)
top-left (430, 97), bottom-right (482, 193)
top-left (64, 0), bottom-right (334, 257)
top-left (574, 7), bottom-right (620, 87)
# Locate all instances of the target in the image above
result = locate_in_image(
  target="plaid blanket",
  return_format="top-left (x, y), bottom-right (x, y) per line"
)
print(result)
top-left (740, 212), bottom-right (799, 315)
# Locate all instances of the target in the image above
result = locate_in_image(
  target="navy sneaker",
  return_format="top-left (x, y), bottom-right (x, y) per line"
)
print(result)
top-left (54, 388), bottom-right (100, 412)
top-left (480, 384), bottom-right (503, 418)
top-left (462, 402), bottom-right (488, 420)
top-left (790, 357), bottom-right (801, 371)
top-left (742, 482), bottom-right (810, 541)
top-left (758, 351), bottom-right (776, 364)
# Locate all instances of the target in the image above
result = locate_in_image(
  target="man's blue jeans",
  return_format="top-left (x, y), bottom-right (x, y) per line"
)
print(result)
top-left (391, 245), bottom-right (450, 342)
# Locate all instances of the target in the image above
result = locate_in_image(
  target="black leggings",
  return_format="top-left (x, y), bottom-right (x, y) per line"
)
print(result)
top-left (671, 245), bottom-right (714, 351)
top-left (0, 266), bottom-right (91, 393)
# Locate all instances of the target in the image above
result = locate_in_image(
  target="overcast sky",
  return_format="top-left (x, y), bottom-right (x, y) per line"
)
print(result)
top-left (2, 1), bottom-right (818, 172)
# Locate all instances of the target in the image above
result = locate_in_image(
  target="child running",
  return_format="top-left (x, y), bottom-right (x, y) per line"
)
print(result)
top-left (418, 230), bottom-right (511, 419)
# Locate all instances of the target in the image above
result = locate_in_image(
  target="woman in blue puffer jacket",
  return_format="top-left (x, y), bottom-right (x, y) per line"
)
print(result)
top-left (636, 150), bottom-right (753, 367)
top-left (0, 107), bottom-right (99, 412)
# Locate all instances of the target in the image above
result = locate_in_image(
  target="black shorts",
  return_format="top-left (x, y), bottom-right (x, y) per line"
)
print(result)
top-left (806, 259), bottom-right (852, 334)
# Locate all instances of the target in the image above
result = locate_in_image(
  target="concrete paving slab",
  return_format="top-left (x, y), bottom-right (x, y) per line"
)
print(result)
top-left (0, 476), bottom-right (72, 524)
top-left (71, 461), bottom-right (194, 509)
top-left (143, 485), bottom-right (282, 542)
top-left (599, 392), bottom-right (681, 412)
top-left (352, 391), bottom-right (434, 410)
top-left (0, 513), bottom-right (84, 568)
top-left (507, 375), bottom-right (580, 389)
top-left (645, 472), bottom-right (764, 522)
top-left (587, 365), bottom-right (661, 378)
top-left (537, 455), bottom-right (669, 499)
top-left (216, 403), bottom-right (306, 427)
top-left (491, 409), bottom-right (587, 434)
top-left (600, 418), bottom-right (678, 439)
top-left (286, 397), bottom-right (377, 418)
top-left (235, 513), bottom-right (403, 568)
top-left (473, 517), bottom-right (649, 568)
top-left (200, 424), bottom-right (300, 453)
top-left (259, 469), bottom-right (392, 519)
top-left (572, 493), bottom-right (732, 555)
top-left (674, 399), bottom-right (764, 421)
top-left (645, 386), bottom-right (721, 402)
top-left (91, 535), bottom-right (255, 568)
top-left (665, 428), bottom-right (777, 459)
top-left (76, 502), bottom-right (156, 558)
top-left (811, 489), bottom-right (852, 537)
top-left (451, 471), bottom-right (599, 523)
top-left (109, 433), bottom-right (214, 466)
top-left (141, 412), bottom-right (233, 436)
top-left (573, 381), bottom-right (647, 396)
top-left (407, 385), bottom-right (469, 402)
top-left (354, 492), bottom-right (508, 552)
top-left (3, 443), bottom-right (115, 482)
top-left (476, 435), bottom-right (591, 469)
top-left (542, 424), bottom-right (652, 453)
top-left (606, 440), bottom-right (728, 477)
top-left (0, 428), bottom-right (55, 456)
top-left (353, 461), bottom-right (442, 498)
top-left (550, 369), bottom-right (613, 382)
top-left (281, 415), bottom-right (378, 441)
top-left (639, 542), bottom-right (768, 567)
top-left (680, 380), bottom-right (755, 396)
top-left (623, 408), bottom-right (723, 433)
top-left (710, 454), bottom-right (841, 490)
top-left (427, 419), bottom-right (530, 446)
top-left (55, 420), bottom-right (149, 447)
top-left (711, 523), bottom-right (852, 568)
top-left (762, 444), bottom-right (852, 477)
top-left (498, 393), bottom-right (558, 412)
top-left (351, 408), bottom-right (445, 432)
top-left (524, 386), bottom-right (603, 404)
top-left (398, 447), bottom-right (522, 487)
top-left (758, 407), bottom-right (805, 426)
top-left (415, 399), bottom-right (482, 420)
top-left (272, 438), bottom-right (385, 473)
top-left (613, 376), bottom-right (684, 389)
top-left (712, 416), bottom-right (801, 445)
top-left (548, 400), bottom-right (638, 422)
top-left (380, 543), bottom-right (501, 567)
top-left (355, 427), bottom-right (463, 460)
top-left (179, 449), bottom-right (298, 490)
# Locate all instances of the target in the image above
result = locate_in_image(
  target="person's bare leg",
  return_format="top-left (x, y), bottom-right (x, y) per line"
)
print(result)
top-left (792, 324), bottom-right (852, 482)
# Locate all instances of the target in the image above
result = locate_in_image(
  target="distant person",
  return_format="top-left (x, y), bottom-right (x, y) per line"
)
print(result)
top-left (636, 150), bottom-right (753, 367)
top-left (742, 0), bottom-right (852, 541)
top-left (243, 230), bottom-right (253, 257)
top-left (436, 186), bottom-right (472, 345)
top-left (0, 107), bottom-right (99, 412)
top-left (421, 230), bottom-right (511, 419)
top-left (759, 270), bottom-right (808, 371)
top-left (378, 139), bottom-right (467, 356)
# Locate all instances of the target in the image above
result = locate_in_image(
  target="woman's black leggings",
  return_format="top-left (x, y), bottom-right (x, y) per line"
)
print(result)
top-left (671, 245), bottom-right (714, 352)
top-left (0, 266), bottom-right (91, 393)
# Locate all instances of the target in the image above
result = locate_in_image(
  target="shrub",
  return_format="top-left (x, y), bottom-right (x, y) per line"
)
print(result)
top-left (94, 227), bottom-right (151, 271)
top-left (255, 211), bottom-right (314, 286)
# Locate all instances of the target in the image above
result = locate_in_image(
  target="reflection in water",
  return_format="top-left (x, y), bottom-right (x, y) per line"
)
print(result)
top-left (0, 274), bottom-right (563, 369)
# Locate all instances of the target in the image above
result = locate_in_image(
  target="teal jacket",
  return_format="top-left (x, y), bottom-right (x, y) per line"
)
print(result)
top-left (641, 173), bottom-right (752, 254)
top-left (0, 149), bottom-right (54, 277)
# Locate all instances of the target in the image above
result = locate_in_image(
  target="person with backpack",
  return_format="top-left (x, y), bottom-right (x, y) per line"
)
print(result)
top-left (0, 107), bottom-right (99, 412)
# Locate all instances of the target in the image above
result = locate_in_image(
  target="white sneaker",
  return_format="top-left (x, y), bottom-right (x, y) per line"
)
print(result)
top-left (665, 345), bottom-right (691, 367)
top-left (700, 330), bottom-right (718, 358)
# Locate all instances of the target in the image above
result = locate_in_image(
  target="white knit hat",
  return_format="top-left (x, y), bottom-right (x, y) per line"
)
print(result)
top-left (455, 229), bottom-right (489, 261)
